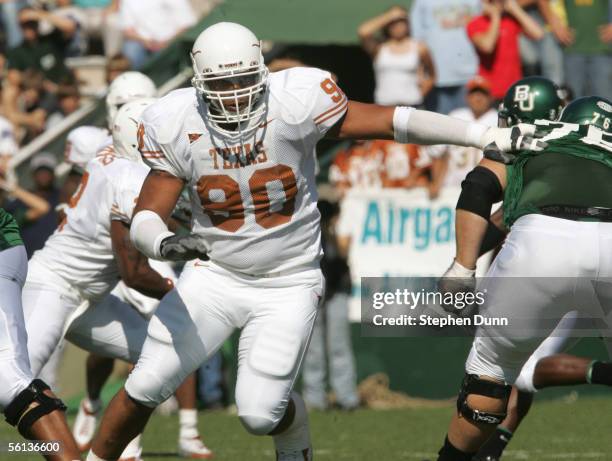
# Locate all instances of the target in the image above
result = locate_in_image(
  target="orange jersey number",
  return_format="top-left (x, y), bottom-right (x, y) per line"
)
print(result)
top-left (197, 164), bottom-right (298, 232)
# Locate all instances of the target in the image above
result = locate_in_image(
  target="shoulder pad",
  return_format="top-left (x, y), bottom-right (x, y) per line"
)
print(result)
top-left (268, 67), bottom-right (334, 125)
top-left (140, 88), bottom-right (197, 144)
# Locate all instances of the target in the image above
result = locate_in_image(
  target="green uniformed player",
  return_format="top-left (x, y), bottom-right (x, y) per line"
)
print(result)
top-left (436, 95), bottom-right (612, 461)
top-left (0, 207), bottom-right (81, 460)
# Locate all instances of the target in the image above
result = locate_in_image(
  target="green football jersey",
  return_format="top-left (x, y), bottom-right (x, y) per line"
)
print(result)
top-left (504, 121), bottom-right (612, 227)
top-left (0, 207), bottom-right (23, 251)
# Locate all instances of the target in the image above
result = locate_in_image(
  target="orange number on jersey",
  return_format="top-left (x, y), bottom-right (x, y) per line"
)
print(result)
top-left (197, 175), bottom-right (245, 232)
top-left (320, 78), bottom-right (343, 103)
top-left (59, 171), bottom-right (90, 231)
top-left (197, 164), bottom-right (298, 232)
top-left (250, 165), bottom-right (298, 229)
top-left (68, 171), bottom-right (90, 208)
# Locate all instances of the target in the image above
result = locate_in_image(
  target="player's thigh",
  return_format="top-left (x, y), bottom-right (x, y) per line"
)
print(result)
top-left (235, 271), bottom-right (322, 430)
top-left (125, 266), bottom-right (237, 406)
top-left (0, 246), bottom-right (32, 409)
top-left (65, 293), bottom-right (149, 363)
top-left (22, 265), bottom-right (82, 376)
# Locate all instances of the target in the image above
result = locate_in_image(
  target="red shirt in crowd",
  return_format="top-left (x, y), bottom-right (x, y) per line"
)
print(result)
top-left (467, 14), bottom-right (523, 100)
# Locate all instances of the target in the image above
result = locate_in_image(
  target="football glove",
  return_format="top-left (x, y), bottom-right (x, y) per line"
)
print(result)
top-left (482, 125), bottom-right (548, 164)
top-left (438, 259), bottom-right (478, 318)
top-left (159, 233), bottom-right (209, 261)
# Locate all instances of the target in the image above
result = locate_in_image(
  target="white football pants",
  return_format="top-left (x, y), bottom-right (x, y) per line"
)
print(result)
top-left (467, 214), bottom-right (612, 384)
top-left (0, 245), bottom-right (32, 410)
top-left (124, 260), bottom-right (323, 436)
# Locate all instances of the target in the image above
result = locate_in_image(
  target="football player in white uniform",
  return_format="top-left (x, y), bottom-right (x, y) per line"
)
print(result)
top-left (23, 100), bottom-right (211, 460)
top-left (86, 22), bottom-right (540, 461)
top-left (59, 74), bottom-right (213, 459)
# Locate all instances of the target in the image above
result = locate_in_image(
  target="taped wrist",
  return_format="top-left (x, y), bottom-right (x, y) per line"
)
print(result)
top-left (457, 166), bottom-right (503, 220)
top-left (130, 210), bottom-right (174, 260)
top-left (393, 107), bottom-right (488, 147)
top-left (479, 221), bottom-right (506, 255)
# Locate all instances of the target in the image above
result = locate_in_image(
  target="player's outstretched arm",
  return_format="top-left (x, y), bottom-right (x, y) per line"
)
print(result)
top-left (111, 220), bottom-right (173, 300)
top-left (327, 101), bottom-right (538, 152)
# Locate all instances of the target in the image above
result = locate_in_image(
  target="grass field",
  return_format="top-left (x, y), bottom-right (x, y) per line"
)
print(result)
top-left (1, 395), bottom-right (611, 460)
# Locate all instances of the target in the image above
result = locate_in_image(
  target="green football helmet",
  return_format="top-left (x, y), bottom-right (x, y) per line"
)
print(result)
top-left (559, 96), bottom-right (612, 134)
top-left (498, 76), bottom-right (564, 127)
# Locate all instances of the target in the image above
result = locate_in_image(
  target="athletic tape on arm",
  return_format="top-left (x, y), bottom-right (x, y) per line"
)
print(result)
top-left (130, 210), bottom-right (174, 260)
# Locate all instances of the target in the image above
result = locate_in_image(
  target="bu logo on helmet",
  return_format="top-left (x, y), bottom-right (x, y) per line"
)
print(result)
top-left (514, 85), bottom-right (535, 112)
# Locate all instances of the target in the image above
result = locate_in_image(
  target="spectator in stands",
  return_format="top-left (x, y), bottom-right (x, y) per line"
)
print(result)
top-left (70, 0), bottom-right (121, 57)
top-left (0, 175), bottom-right (51, 230)
top-left (0, 0), bottom-right (28, 49)
top-left (426, 76), bottom-right (497, 198)
top-left (119, 0), bottom-right (197, 70)
top-left (540, 0), bottom-right (611, 98)
top-left (330, 140), bottom-right (430, 196)
top-left (106, 53), bottom-right (131, 83)
top-left (302, 200), bottom-right (359, 411)
top-left (517, 0), bottom-right (565, 84)
top-left (13, 70), bottom-right (54, 143)
top-left (46, 83), bottom-right (81, 128)
top-left (0, 91), bottom-right (19, 177)
top-left (3, 7), bottom-right (75, 135)
top-left (410, 0), bottom-right (482, 114)
top-left (467, 0), bottom-right (544, 101)
top-left (359, 6), bottom-right (435, 107)
top-left (5, 152), bottom-right (59, 257)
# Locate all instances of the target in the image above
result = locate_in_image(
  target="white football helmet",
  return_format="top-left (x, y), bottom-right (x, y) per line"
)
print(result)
top-left (106, 72), bottom-right (157, 128)
top-left (111, 98), bottom-right (157, 163)
top-left (191, 22), bottom-right (268, 133)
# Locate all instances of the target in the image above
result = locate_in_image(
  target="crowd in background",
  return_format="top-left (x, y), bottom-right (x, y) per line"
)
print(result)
top-left (0, 0), bottom-right (610, 412)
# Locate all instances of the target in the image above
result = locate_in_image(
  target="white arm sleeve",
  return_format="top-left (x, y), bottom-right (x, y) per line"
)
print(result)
top-left (130, 210), bottom-right (174, 260)
top-left (393, 107), bottom-right (489, 149)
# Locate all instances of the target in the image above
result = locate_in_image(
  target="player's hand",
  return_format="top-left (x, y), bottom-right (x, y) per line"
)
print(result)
top-left (159, 233), bottom-right (209, 261)
top-left (438, 259), bottom-right (477, 318)
top-left (482, 125), bottom-right (547, 162)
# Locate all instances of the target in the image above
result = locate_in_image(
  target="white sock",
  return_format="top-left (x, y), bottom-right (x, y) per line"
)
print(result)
top-left (179, 409), bottom-right (199, 439)
top-left (86, 450), bottom-right (108, 461)
top-left (84, 397), bottom-right (102, 414)
top-left (273, 392), bottom-right (311, 454)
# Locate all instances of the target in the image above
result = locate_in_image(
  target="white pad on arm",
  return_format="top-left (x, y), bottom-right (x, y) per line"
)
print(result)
top-left (130, 210), bottom-right (174, 260)
top-left (393, 107), bottom-right (489, 148)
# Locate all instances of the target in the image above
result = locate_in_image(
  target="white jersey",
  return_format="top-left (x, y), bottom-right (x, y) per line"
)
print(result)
top-left (139, 67), bottom-right (348, 275)
top-left (425, 107), bottom-right (498, 187)
top-left (30, 147), bottom-right (149, 301)
top-left (65, 126), bottom-right (111, 170)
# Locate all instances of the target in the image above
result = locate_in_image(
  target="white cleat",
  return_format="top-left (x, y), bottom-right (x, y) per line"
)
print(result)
top-left (178, 436), bottom-right (214, 459)
top-left (275, 448), bottom-right (312, 461)
top-left (73, 399), bottom-right (100, 452)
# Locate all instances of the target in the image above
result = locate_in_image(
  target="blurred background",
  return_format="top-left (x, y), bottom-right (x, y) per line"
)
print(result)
top-left (0, 0), bottom-right (611, 413)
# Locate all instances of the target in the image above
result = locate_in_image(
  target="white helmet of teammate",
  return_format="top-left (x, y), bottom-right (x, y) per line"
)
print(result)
top-left (106, 71), bottom-right (156, 128)
top-left (112, 98), bottom-right (157, 163)
top-left (191, 22), bottom-right (268, 132)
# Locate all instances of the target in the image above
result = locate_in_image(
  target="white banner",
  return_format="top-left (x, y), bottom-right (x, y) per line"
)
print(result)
top-left (336, 187), bottom-right (491, 320)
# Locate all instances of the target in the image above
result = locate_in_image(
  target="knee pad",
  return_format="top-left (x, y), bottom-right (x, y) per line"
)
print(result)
top-left (4, 379), bottom-right (66, 437)
top-left (456, 374), bottom-right (512, 425)
top-left (124, 370), bottom-right (173, 408)
top-left (239, 414), bottom-right (277, 436)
